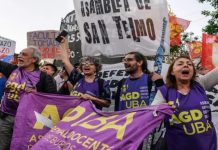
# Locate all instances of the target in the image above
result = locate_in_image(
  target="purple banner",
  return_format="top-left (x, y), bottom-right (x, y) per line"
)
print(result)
top-left (11, 92), bottom-right (84, 150)
top-left (32, 101), bottom-right (172, 150)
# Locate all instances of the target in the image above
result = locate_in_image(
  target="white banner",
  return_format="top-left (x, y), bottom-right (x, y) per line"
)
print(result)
top-left (0, 36), bottom-right (16, 62)
top-left (73, 0), bottom-right (170, 57)
top-left (206, 85), bottom-right (218, 146)
top-left (98, 60), bottom-right (169, 99)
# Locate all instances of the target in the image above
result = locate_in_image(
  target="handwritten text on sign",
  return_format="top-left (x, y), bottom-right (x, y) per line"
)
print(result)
top-left (74, 0), bottom-right (170, 56)
top-left (27, 30), bottom-right (61, 59)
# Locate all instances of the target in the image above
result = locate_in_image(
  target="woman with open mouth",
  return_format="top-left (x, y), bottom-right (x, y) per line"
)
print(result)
top-left (152, 55), bottom-right (217, 150)
top-left (59, 38), bottom-right (111, 110)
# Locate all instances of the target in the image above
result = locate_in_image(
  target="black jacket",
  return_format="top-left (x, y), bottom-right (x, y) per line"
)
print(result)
top-left (0, 61), bottom-right (57, 93)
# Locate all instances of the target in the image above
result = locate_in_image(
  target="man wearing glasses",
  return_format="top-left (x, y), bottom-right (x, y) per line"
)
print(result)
top-left (0, 46), bottom-right (57, 149)
top-left (115, 51), bottom-right (164, 111)
top-left (115, 51), bottom-right (164, 149)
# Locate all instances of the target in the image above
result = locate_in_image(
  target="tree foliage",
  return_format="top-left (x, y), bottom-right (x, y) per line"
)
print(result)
top-left (170, 32), bottom-right (199, 55)
top-left (198, 0), bottom-right (218, 34)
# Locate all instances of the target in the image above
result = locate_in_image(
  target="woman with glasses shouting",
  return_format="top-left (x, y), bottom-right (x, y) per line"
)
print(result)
top-left (59, 39), bottom-right (111, 110)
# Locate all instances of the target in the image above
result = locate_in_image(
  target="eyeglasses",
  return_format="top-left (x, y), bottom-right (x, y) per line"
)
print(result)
top-left (122, 58), bottom-right (135, 62)
top-left (18, 52), bottom-right (34, 59)
top-left (18, 52), bottom-right (29, 57)
top-left (81, 62), bottom-right (94, 66)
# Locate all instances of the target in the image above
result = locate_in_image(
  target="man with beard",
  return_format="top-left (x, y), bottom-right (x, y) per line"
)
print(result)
top-left (114, 51), bottom-right (164, 150)
top-left (0, 46), bottom-right (57, 149)
top-left (115, 51), bottom-right (164, 111)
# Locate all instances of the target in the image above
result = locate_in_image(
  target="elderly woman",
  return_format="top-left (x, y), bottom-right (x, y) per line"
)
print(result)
top-left (60, 45), bottom-right (110, 110)
top-left (152, 55), bottom-right (217, 150)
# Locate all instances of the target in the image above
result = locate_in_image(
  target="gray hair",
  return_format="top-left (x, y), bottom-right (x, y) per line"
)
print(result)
top-left (79, 56), bottom-right (102, 73)
top-left (28, 46), bottom-right (42, 65)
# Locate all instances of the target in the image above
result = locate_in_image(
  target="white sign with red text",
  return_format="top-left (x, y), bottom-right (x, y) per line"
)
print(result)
top-left (0, 36), bottom-right (16, 62)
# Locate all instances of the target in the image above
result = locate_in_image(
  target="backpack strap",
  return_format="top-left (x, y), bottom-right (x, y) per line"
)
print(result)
top-left (147, 74), bottom-right (156, 104)
top-left (114, 78), bottom-right (126, 111)
top-left (97, 78), bottom-right (105, 98)
top-left (147, 74), bottom-right (153, 97)
top-left (37, 71), bottom-right (47, 92)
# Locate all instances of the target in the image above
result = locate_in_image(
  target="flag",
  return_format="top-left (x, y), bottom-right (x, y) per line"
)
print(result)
top-left (32, 101), bottom-right (172, 150)
top-left (169, 16), bottom-right (190, 46)
top-left (202, 33), bottom-right (218, 70)
top-left (11, 92), bottom-right (172, 150)
top-left (187, 41), bottom-right (202, 59)
top-left (11, 92), bottom-right (83, 150)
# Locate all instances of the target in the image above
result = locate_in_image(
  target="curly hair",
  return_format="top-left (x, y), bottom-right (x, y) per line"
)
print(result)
top-left (79, 56), bottom-right (102, 73)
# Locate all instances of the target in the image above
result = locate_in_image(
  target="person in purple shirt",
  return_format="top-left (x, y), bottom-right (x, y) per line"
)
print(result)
top-left (0, 46), bottom-right (57, 149)
top-left (152, 55), bottom-right (217, 150)
top-left (60, 39), bottom-right (111, 110)
top-left (0, 72), bottom-right (6, 101)
top-left (115, 52), bottom-right (164, 111)
top-left (114, 51), bottom-right (164, 150)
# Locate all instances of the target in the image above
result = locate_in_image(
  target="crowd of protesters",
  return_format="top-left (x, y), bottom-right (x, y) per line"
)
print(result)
top-left (0, 37), bottom-right (217, 150)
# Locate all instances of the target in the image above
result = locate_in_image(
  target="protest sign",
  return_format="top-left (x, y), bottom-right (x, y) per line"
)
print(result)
top-left (60, 10), bottom-right (82, 65)
top-left (73, 0), bottom-right (170, 57)
top-left (0, 35), bottom-right (16, 62)
top-left (27, 30), bottom-right (61, 59)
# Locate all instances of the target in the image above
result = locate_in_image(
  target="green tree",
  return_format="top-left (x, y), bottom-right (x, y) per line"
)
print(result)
top-left (170, 32), bottom-right (199, 56)
top-left (198, 0), bottom-right (218, 34)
